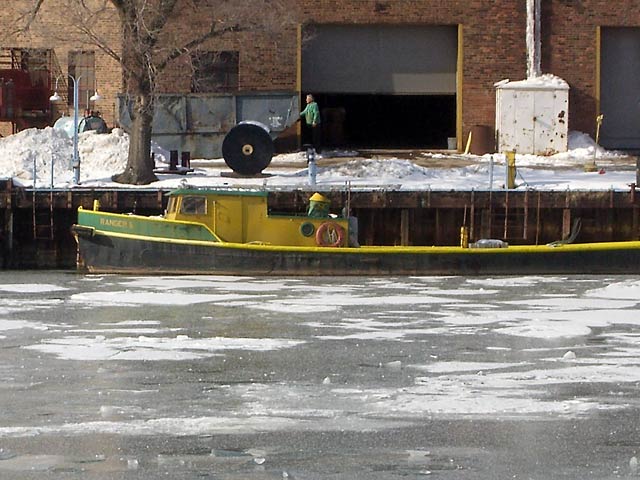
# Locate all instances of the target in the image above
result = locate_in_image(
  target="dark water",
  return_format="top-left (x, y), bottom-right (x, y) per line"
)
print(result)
top-left (0, 271), bottom-right (639, 479)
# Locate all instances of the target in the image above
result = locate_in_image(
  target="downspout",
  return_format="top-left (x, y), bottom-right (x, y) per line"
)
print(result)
top-left (456, 24), bottom-right (464, 151)
top-left (526, 0), bottom-right (542, 78)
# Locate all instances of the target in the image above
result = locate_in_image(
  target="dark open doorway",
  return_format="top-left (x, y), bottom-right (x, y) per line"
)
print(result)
top-left (311, 94), bottom-right (456, 150)
top-left (600, 27), bottom-right (640, 150)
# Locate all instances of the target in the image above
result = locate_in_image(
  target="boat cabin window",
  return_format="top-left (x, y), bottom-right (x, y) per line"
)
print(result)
top-left (180, 196), bottom-right (207, 215)
top-left (166, 197), bottom-right (178, 214)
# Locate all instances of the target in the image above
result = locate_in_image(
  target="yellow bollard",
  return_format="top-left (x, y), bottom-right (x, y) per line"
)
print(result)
top-left (595, 114), bottom-right (604, 144)
top-left (505, 151), bottom-right (516, 189)
top-left (585, 115), bottom-right (604, 172)
top-left (464, 131), bottom-right (473, 155)
top-left (460, 226), bottom-right (469, 248)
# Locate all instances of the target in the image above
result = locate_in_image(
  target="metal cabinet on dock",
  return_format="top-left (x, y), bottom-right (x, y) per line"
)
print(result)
top-left (495, 76), bottom-right (569, 155)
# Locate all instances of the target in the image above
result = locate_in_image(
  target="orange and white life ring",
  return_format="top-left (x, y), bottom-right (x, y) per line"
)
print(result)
top-left (315, 221), bottom-right (346, 247)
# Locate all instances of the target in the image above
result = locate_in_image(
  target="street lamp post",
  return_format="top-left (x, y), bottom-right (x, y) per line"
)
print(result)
top-left (70, 75), bottom-right (80, 184)
top-left (49, 74), bottom-right (101, 184)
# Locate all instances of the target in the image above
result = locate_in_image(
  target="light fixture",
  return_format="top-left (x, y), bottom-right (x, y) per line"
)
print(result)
top-left (89, 90), bottom-right (102, 102)
top-left (49, 73), bottom-right (101, 185)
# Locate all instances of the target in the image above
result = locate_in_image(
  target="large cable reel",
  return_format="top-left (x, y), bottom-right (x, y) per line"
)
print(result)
top-left (222, 121), bottom-right (274, 176)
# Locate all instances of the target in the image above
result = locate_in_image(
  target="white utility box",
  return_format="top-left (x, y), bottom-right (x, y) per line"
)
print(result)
top-left (495, 74), bottom-right (569, 155)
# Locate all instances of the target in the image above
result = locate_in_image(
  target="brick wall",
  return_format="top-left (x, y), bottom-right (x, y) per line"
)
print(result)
top-left (157, 0), bottom-right (528, 141)
top-left (298, 0), bottom-right (527, 141)
top-left (0, 1), bottom-right (122, 128)
top-left (1, 1), bottom-right (639, 142)
top-left (543, 0), bottom-right (640, 137)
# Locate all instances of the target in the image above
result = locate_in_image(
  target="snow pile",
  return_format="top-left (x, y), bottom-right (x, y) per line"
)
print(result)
top-left (495, 74), bottom-right (569, 90)
top-left (77, 128), bottom-right (131, 179)
top-left (0, 127), bottom-right (169, 187)
top-left (493, 130), bottom-right (619, 168)
top-left (473, 131), bottom-right (617, 167)
top-left (552, 130), bottom-right (611, 162)
top-left (330, 158), bottom-right (430, 179)
top-left (0, 127), bottom-right (72, 184)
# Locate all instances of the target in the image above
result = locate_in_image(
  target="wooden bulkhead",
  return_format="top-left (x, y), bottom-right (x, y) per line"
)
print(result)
top-left (1, 182), bottom-right (639, 269)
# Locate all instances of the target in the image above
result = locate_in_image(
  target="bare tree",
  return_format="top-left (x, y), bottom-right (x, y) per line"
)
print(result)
top-left (16, 0), bottom-right (296, 185)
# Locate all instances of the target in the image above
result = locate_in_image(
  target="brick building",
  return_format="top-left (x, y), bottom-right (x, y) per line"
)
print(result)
top-left (1, 1), bottom-right (639, 154)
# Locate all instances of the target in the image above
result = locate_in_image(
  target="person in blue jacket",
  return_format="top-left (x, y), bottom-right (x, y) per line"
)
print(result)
top-left (300, 94), bottom-right (321, 153)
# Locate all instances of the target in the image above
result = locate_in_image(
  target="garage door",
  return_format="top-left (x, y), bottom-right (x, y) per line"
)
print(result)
top-left (600, 27), bottom-right (640, 149)
top-left (302, 25), bottom-right (458, 95)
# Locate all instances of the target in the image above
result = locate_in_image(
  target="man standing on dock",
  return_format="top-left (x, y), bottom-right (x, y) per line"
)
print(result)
top-left (300, 94), bottom-right (322, 153)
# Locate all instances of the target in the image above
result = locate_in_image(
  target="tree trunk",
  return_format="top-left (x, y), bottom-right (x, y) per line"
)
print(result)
top-left (112, 4), bottom-right (158, 185)
top-left (112, 91), bottom-right (158, 185)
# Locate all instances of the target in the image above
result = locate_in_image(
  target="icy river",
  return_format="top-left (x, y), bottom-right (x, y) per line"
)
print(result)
top-left (0, 271), bottom-right (639, 479)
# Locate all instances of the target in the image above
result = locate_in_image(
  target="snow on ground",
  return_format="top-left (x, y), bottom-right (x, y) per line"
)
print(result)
top-left (0, 126), bottom-right (635, 191)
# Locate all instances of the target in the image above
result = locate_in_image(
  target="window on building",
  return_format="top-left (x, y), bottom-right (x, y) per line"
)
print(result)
top-left (10, 48), bottom-right (52, 89)
top-left (11, 48), bottom-right (50, 71)
top-left (68, 51), bottom-right (96, 109)
top-left (191, 51), bottom-right (239, 93)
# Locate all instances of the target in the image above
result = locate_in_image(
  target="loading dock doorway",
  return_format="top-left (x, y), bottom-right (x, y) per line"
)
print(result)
top-left (302, 25), bottom-right (458, 150)
top-left (600, 27), bottom-right (640, 150)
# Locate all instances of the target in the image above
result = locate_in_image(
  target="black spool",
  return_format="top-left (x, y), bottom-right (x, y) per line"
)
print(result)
top-left (222, 123), bottom-right (274, 176)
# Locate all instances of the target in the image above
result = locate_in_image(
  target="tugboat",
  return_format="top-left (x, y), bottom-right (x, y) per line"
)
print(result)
top-left (72, 187), bottom-right (640, 275)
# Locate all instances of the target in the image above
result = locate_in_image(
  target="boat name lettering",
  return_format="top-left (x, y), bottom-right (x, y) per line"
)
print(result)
top-left (100, 218), bottom-right (134, 229)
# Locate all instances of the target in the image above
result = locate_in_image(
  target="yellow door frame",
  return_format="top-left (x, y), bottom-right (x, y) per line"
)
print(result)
top-left (595, 26), bottom-right (601, 121)
top-left (296, 24), bottom-right (303, 147)
top-left (297, 23), bottom-right (465, 151)
top-left (456, 24), bottom-right (464, 151)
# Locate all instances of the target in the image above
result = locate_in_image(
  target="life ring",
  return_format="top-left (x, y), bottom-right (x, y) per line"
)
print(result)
top-left (315, 221), bottom-right (346, 247)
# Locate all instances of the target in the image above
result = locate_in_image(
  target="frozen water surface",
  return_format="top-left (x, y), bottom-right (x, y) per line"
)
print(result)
top-left (0, 271), bottom-right (639, 479)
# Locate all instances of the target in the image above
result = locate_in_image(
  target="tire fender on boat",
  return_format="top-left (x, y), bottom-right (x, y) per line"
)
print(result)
top-left (71, 225), bottom-right (95, 238)
top-left (315, 222), bottom-right (346, 247)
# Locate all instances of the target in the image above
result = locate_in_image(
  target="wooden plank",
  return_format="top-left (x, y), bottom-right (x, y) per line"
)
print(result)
top-left (400, 209), bottom-right (410, 246)
top-left (562, 208), bottom-right (571, 240)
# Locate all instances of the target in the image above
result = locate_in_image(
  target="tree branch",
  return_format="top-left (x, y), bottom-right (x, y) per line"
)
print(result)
top-left (147, 0), bottom-right (179, 45)
top-left (74, 23), bottom-right (123, 65)
top-left (4, 0), bottom-right (47, 38)
top-left (155, 22), bottom-right (243, 72)
top-left (24, 0), bottom-right (46, 29)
